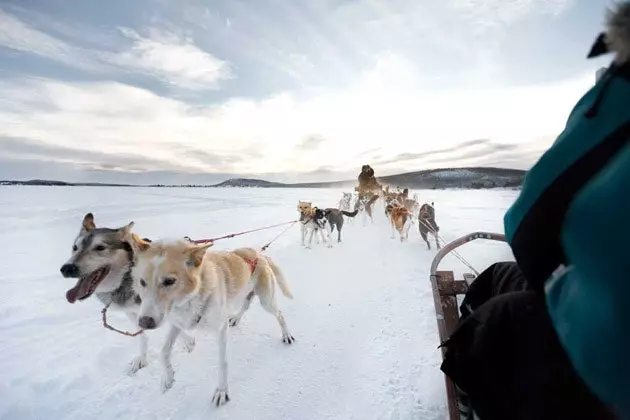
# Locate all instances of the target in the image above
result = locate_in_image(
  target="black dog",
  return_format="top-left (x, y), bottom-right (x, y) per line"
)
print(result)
top-left (323, 208), bottom-right (358, 242)
top-left (418, 202), bottom-right (440, 250)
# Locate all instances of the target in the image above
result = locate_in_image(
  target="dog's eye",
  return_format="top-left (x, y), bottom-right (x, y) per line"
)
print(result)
top-left (140, 279), bottom-right (146, 287)
top-left (163, 277), bottom-right (177, 287)
top-left (95, 244), bottom-right (106, 251)
top-left (72, 245), bottom-right (78, 252)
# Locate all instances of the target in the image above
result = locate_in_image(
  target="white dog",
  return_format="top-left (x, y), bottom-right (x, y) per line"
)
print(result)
top-left (129, 236), bottom-right (295, 406)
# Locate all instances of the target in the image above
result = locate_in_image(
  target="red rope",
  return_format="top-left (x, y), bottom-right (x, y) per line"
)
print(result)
top-left (188, 219), bottom-right (298, 244)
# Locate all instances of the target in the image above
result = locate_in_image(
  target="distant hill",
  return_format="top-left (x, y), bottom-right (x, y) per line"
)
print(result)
top-left (0, 167), bottom-right (526, 189)
top-left (375, 167), bottom-right (526, 189)
top-left (211, 167), bottom-right (525, 189)
top-left (212, 178), bottom-right (286, 188)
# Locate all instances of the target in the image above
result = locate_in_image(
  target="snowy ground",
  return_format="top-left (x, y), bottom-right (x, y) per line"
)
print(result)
top-left (0, 187), bottom-right (517, 420)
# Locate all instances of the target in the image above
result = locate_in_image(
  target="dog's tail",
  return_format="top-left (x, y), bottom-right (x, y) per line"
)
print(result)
top-left (265, 256), bottom-right (294, 299)
top-left (342, 209), bottom-right (358, 217)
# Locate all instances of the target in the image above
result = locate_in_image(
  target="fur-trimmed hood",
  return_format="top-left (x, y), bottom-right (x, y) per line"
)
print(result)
top-left (589, 1), bottom-right (630, 64)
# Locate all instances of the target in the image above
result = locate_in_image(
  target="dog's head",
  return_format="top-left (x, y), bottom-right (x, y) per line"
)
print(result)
top-left (419, 202), bottom-right (436, 220)
top-left (312, 207), bottom-right (328, 228)
top-left (60, 213), bottom-right (136, 304)
top-left (129, 237), bottom-right (213, 330)
top-left (297, 200), bottom-right (314, 216)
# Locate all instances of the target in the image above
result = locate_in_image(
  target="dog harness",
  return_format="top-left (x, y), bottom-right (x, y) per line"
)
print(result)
top-left (241, 256), bottom-right (258, 273)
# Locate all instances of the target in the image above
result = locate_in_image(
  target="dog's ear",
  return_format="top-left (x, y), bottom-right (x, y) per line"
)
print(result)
top-left (81, 213), bottom-right (96, 233)
top-left (431, 201), bottom-right (434, 206)
top-left (118, 221), bottom-right (134, 235)
top-left (129, 232), bottom-right (151, 252)
top-left (186, 243), bottom-right (213, 268)
top-left (126, 230), bottom-right (151, 252)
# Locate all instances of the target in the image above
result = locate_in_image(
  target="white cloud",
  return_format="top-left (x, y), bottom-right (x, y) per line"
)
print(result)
top-left (106, 28), bottom-right (233, 89)
top-left (0, 8), bottom-right (231, 90)
top-left (0, 9), bottom-right (96, 70)
top-left (0, 64), bottom-right (596, 177)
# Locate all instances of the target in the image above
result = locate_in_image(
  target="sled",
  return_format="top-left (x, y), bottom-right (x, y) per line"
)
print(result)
top-left (429, 232), bottom-right (507, 420)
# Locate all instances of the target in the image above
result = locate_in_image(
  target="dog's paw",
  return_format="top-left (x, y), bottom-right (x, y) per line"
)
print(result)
top-left (161, 367), bottom-right (175, 393)
top-left (228, 316), bottom-right (241, 327)
top-left (212, 388), bottom-right (230, 406)
top-left (127, 356), bottom-right (148, 376)
top-left (282, 333), bottom-right (295, 344)
top-left (182, 335), bottom-right (196, 353)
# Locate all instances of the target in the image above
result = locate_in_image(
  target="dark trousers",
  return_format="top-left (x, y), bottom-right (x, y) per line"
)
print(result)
top-left (440, 262), bottom-right (614, 420)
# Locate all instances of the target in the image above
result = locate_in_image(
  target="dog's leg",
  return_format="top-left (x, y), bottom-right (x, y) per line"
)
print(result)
top-left (212, 319), bottom-right (230, 406)
top-left (322, 227), bottom-right (332, 248)
top-left (403, 218), bottom-right (412, 242)
top-left (422, 231), bottom-right (431, 250)
top-left (337, 223), bottom-right (342, 243)
top-left (160, 325), bottom-right (182, 393)
top-left (229, 291), bottom-right (255, 327)
top-left (179, 330), bottom-right (196, 353)
top-left (300, 224), bottom-right (306, 246)
top-left (305, 228), bottom-right (314, 249)
top-left (258, 290), bottom-right (295, 344)
top-left (126, 313), bottom-right (148, 375)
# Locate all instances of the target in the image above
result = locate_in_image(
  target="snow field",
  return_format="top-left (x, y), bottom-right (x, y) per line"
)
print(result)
top-left (0, 186), bottom-right (517, 420)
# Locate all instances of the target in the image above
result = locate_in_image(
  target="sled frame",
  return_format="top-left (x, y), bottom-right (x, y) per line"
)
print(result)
top-left (429, 232), bottom-right (507, 420)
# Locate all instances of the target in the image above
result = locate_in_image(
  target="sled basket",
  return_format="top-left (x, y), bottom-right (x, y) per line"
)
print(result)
top-left (429, 232), bottom-right (507, 420)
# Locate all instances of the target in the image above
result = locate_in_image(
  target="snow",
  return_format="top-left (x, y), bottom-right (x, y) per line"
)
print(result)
top-left (426, 169), bottom-right (476, 180)
top-left (0, 186), bottom-right (517, 420)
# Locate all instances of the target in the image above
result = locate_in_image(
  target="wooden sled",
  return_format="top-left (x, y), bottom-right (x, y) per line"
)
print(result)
top-left (429, 232), bottom-right (507, 420)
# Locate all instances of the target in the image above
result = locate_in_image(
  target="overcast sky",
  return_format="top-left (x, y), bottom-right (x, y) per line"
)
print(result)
top-left (0, 0), bottom-right (611, 184)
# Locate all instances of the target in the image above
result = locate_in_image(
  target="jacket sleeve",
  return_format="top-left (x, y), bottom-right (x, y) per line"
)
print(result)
top-left (545, 142), bottom-right (630, 417)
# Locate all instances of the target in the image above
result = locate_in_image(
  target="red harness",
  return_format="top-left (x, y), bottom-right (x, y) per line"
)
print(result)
top-left (242, 256), bottom-right (259, 273)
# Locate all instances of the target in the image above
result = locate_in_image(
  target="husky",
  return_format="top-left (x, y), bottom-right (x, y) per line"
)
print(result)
top-left (304, 207), bottom-right (333, 248)
top-left (59, 213), bottom-right (196, 375)
top-left (354, 194), bottom-right (378, 226)
top-left (128, 236), bottom-right (294, 406)
top-left (339, 192), bottom-right (354, 224)
top-left (297, 201), bottom-right (330, 248)
top-left (386, 202), bottom-right (412, 242)
top-left (322, 207), bottom-right (358, 242)
top-left (418, 202), bottom-right (441, 250)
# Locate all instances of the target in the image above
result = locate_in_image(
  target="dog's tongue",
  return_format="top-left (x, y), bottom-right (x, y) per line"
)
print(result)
top-left (66, 277), bottom-right (89, 304)
top-left (66, 283), bottom-right (80, 303)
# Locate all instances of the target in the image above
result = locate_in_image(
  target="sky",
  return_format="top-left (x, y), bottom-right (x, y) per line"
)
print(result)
top-left (0, 0), bottom-right (613, 184)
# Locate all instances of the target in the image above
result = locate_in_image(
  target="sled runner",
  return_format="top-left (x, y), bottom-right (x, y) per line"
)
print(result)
top-left (429, 232), bottom-right (506, 420)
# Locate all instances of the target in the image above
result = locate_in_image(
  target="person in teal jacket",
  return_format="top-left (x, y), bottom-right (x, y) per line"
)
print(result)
top-left (504, 2), bottom-right (630, 417)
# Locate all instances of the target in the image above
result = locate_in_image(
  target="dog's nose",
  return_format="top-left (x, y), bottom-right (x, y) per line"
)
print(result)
top-left (138, 316), bottom-right (156, 330)
top-left (60, 263), bottom-right (79, 278)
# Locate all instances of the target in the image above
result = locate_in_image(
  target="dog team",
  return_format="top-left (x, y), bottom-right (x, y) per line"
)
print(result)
top-left (58, 187), bottom-right (439, 408)
top-left (297, 188), bottom-right (440, 248)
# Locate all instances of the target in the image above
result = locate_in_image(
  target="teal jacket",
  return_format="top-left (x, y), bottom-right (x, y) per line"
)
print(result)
top-left (504, 63), bottom-right (630, 418)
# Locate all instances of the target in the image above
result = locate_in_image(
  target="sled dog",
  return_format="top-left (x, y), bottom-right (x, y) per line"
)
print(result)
top-left (386, 203), bottom-right (412, 242)
top-left (128, 236), bottom-right (294, 406)
top-left (418, 202), bottom-right (441, 250)
top-left (59, 213), bottom-right (196, 375)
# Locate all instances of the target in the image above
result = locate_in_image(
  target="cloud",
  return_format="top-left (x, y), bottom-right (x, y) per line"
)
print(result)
top-left (106, 28), bottom-right (233, 89)
top-left (0, 67), bottom-right (596, 181)
top-left (0, 136), bottom-right (247, 173)
top-left (0, 8), bottom-right (231, 90)
top-left (0, 9), bottom-right (96, 70)
top-left (294, 134), bottom-right (327, 151)
top-left (377, 139), bottom-right (490, 165)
